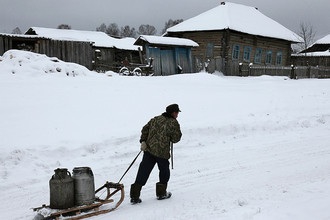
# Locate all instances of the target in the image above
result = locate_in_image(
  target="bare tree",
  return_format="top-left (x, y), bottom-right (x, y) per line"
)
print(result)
top-left (57, 24), bottom-right (71, 29)
top-left (96, 23), bottom-right (107, 32)
top-left (161, 19), bottom-right (183, 34)
top-left (11, 27), bottom-right (22, 34)
top-left (120, 25), bottom-right (137, 38)
top-left (297, 22), bottom-right (316, 52)
top-left (106, 23), bottom-right (120, 37)
top-left (138, 24), bottom-right (157, 36)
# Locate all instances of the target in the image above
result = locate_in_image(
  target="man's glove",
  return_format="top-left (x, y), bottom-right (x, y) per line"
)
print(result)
top-left (140, 141), bottom-right (148, 151)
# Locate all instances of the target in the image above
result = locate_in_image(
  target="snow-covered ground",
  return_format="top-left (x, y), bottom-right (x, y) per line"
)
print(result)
top-left (1, 50), bottom-right (330, 220)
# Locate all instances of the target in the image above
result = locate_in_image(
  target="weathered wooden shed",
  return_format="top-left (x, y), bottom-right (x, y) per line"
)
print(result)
top-left (25, 27), bottom-right (141, 72)
top-left (134, 35), bottom-right (198, 76)
top-left (165, 2), bottom-right (300, 76)
top-left (1, 27), bottom-right (141, 71)
top-left (0, 32), bottom-right (94, 69)
top-left (292, 34), bottom-right (330, 67)
top-left (0, 33), bottom-right (40, 52)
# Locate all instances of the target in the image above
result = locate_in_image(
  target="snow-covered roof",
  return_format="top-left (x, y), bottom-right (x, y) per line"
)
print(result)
top-left (25, 27), bottom-right (141, 51)
top-left (293, 50), bottom-right (330, 57)
top-left (298, 34), bottom-right (330, 54)
top-left (313, 34), bottom-right (330, 45)
top-left (166, 2), bottom-right (300, 42)
top-left (0, 32), bottom-right (45, 39)
top-left (135, 35), bottom-right (199, 47)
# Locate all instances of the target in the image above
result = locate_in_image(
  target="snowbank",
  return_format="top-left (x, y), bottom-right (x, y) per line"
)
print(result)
top-left (0, 50), bottom-right (330, 220)
top-left (0, 49), bottom-right (95, 77)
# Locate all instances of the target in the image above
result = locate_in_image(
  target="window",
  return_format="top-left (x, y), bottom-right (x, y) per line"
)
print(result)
top-left (232, 44), bottom-right (240, 59)
top-left (206, 43), bottom-right (214, 58)
top-left (276, 51), bottom-right (282, 65)
top-left (254, 48), bottom-right (262, 63)
top-left (266, 50), bottom-right (272, 64)
top-left (243, 46), bottom-right (252, 61)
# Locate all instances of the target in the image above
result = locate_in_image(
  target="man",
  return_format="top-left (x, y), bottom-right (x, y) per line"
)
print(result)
top-left (130, 104), bottom-right (182, 204)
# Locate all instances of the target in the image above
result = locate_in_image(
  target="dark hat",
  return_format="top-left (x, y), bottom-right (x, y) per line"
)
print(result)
top-left (166, 104), bottom-right (181, 114)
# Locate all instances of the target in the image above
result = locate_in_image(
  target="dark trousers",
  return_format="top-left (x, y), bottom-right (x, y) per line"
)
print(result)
top-left (134, 151), bottom-right (170, 186)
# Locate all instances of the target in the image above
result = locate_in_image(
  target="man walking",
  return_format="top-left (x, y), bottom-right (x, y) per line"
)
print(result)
top-left (130, 104), bottom-right (182, 204)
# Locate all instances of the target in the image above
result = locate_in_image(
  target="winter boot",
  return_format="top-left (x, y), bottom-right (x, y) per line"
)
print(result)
top-left (156, 182), bottom-right (172, 200)
top-left (130, 183), bottom-right (142, 204)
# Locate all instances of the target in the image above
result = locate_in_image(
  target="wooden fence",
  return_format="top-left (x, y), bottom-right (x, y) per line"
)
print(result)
top-left (198, 57), bottom-right (330, 79)
top-left (238, 64), bottom-right (330, 79)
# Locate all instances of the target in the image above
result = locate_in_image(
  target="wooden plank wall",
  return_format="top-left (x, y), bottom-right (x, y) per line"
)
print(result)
top-left (227, 32), bottom-right (291, 65)
top-left (0, 36), bottom-right (13, 55)
top-left (37, 39), bottom-right (94, 70)
top-left (0, 36), bottom-right (4, 55)
top-left (147, 47), bottom-right (161, 75)
top-left (175, 47), bottom-right (193, 73)
top-left (171, 30), bottom-right (292, 75)
top-left (160, 49), bottom-right (176, 75)
top-left (0, 36), bottom-right (94, 70)
top-left (177, 31), bottom-right (223, 69)
top-left (146, 46), bottom-right (193, 76)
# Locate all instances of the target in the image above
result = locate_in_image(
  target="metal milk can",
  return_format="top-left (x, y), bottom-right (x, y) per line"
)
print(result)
top-left (49, 168), bottom-right (75, 209)
top-left (72, 167), bottom-right (95, 206)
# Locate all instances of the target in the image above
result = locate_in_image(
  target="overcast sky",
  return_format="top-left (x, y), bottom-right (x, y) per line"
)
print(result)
top-left (0, 0), bottom-right (329, 39)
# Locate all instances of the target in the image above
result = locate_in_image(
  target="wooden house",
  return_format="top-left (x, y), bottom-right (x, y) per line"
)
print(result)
top-left (292, 34), bottom-right (330, 67)
top-left (134, 35), bottom-right (198, 75)
top-left (0, 27), bottom-right (141, 71)
top-left (164, 2), bottom-right (300, 75)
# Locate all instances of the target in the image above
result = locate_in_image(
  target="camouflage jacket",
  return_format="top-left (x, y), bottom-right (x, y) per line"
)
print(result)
top-left (140, 112), bottom-right (182, 159)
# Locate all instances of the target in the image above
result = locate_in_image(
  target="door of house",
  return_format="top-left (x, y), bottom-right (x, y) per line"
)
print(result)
top-left (176, 48), bottom-right (191, 73)
top-left (160, 49), bottom-right (176, 76)
top-left (148, 47), bottom-right (176, 76)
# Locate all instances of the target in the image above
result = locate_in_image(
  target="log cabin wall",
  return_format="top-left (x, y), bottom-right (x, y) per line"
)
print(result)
top-left (168, 30), bottom-right (292, 75)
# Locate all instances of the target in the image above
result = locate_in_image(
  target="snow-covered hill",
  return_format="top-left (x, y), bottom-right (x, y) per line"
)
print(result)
top-left (0, 50), bottom-right (330, 220)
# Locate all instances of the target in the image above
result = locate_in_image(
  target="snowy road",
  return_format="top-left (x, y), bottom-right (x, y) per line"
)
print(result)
top-left (0, 51), bottom-right (330, 220)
